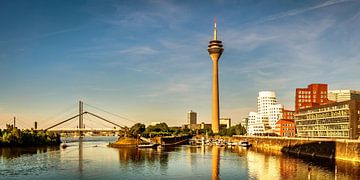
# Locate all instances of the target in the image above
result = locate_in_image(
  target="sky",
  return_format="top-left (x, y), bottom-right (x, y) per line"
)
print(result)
top-left (1, 0), bottom-right (360, 129)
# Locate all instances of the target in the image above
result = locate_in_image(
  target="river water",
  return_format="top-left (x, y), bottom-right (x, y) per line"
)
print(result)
top-left (0, 137), bottom-right (359, 180)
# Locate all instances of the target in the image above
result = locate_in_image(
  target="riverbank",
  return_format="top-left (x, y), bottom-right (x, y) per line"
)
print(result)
top-left (0, 126), bottom-right (61, 147)
top-left (231, 136), bottom-right (360, 162)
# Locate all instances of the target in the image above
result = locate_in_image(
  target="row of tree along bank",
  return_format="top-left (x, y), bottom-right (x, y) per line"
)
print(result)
top-left (0, 125), bottom-right (61, 147)
top-left (126, 122), bottom-right (247, 138)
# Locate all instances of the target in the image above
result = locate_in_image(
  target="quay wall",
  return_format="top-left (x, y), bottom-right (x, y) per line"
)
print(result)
top-left (231, 136), bottom-right (360, 162)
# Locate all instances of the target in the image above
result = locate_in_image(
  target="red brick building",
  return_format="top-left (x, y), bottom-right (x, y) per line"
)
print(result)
top-left (275, 119), bottom-right (296, 137)
top-left (295, 83), bottom-right (329, 113)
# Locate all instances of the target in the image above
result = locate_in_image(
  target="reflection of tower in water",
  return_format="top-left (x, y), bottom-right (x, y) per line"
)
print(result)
top-left (211, 146), bottom-right (220, 180)
top-left (78, 137), bottom-right (84, 179)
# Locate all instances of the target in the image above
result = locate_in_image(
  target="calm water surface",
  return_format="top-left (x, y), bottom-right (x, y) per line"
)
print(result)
top-left (0, 137), bottom-right (359, 180)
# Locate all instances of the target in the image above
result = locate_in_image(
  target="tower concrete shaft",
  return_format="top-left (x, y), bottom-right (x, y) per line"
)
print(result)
top-left (208, 18), bottom-right (224, 134)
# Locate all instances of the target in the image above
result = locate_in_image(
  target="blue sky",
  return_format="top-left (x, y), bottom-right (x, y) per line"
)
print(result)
top-left (1, 0), bottom-right (360, 128)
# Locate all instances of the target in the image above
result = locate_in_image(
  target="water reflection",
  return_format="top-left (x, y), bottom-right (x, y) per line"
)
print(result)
top-left (0, 138), bottom-right (359, 179)
top-left (115, 147), bottom-right (170, 172)
top-left (78, 137), bottom-right (83, 179)
top-left (239, 147), bottom-right (360, 180)
top-left (0, 146), bottom-right (59, 160)
top-left (211, 146), bottom-right (220, 180)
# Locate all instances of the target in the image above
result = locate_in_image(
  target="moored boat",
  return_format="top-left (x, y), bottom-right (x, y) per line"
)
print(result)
top-left (240, 141), bottom-right (251, 147)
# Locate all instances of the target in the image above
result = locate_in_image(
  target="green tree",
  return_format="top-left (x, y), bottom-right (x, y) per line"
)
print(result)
top-left (129, 123), bottom-right (146, 137)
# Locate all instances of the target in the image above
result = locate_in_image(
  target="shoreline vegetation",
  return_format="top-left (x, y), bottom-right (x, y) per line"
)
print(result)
top-left (125, 122), bottom-right (247, 138)
top-left (0, 125), bottom-right (61, 147)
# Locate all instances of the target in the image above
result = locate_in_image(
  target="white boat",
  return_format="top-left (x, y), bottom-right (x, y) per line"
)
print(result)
top-left (239, 141), bottom-right (251, 147)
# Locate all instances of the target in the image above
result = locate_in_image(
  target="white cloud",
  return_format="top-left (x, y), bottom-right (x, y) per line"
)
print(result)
top-left (118, 46), bottom-right (159, 55)
top-left (257, 0), bottom-right (354, 24)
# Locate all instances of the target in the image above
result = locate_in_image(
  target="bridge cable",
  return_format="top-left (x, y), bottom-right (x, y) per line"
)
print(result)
top-left (84, 114), bottom-right (114, 129)
top-left (38, 103), bottom-right (78, 128)
top-left (86, 111), bottom-right (124, 129)
top-left (83, 102), bottom-right (137, 124)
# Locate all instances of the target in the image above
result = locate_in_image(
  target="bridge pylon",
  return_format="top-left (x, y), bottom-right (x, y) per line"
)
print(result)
top-left (79, 101), bottom-right (84, 136)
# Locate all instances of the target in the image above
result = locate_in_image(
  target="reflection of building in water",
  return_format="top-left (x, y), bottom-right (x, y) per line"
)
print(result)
top-left (279, 154), bottom-right (299, 179)
top-left (246, 150), bottom-right (280, 179)
top-left (211, 146), bottom-right (220, 180)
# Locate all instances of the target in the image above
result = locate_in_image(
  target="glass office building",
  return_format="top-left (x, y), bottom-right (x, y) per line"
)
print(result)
top-left (295, 100), bottom-right (360, 139)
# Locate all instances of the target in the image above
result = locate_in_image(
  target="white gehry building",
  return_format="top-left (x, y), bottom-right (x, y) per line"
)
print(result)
top-left (269, 104), bottom-right (284, 129)
top-left (247, 111), bottom-right (257, 135)
top-left (248, 91), bottom-right (284, 135)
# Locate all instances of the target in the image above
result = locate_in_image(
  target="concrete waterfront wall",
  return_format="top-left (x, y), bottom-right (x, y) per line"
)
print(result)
top-left (232, 136), bottom-right (360, 162)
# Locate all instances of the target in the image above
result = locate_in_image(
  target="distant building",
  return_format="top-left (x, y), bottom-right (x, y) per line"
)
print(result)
top-left (150, 122), bottom-right (162, 126)
top-left (241, 118), bottom-right (249, 132)
top-left (295, 100), bottom-right (360, 139)
top-left (275, 119), bottom-right (296, 137)
top-left (182, 122), bottom-right (211, 131)
top-left (328, 90), bottom-right (360, 102)
top-left (200, 122), bottom-right (212, 130)
top-left (295, 83), bottom-right (329, 113)
top-left (220, 118), bottom-right (231, 129)
top-left (188, 110), bottom-right (197, 125)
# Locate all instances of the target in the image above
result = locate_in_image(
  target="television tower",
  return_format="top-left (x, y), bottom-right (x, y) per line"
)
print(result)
top-left (208, 18), bottom-right (224, 134)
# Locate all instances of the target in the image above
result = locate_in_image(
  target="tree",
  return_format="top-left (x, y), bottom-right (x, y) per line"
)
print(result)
top-left (129, 123), bottom-right (146, 137)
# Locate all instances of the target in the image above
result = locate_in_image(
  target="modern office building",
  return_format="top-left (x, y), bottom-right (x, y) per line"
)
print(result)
top-left (275, 119), bottom-right (296, 137)
top-left (257, 91), bottom-right (277, 117)
top-left (220, 118), bottom-right (231, 129)
top-left (295, 83), bottom-right (329, 113)
top-left (328, 90), bottom-right (360, 102)
top-left (295, 99), bottom-right (360, 139)
top-left (188, 110), bottom-right (197, 125)
top-left (248, 91), bottom-right (285, 135)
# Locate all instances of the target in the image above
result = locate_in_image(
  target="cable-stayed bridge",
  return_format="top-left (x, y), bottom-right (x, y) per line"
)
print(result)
top-left (0, 101), bottom-right (136, 136)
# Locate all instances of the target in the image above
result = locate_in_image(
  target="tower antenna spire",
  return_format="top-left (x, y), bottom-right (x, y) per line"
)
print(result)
top-left (213, 17), bottom-right (217, 40)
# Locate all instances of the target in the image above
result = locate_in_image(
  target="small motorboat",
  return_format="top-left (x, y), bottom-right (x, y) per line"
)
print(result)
top-left (239, 141), bottom-right (251, 147)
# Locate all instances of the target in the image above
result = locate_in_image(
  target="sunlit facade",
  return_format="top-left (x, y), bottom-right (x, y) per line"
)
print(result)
top-left (295, 83), bottom-right (329, 113)
top-left (328, 90), bottom-right (360, 102)
top-left (295, 100), bottom-right (360, 139)
top-left (248, 91), bottom-right (285, 135)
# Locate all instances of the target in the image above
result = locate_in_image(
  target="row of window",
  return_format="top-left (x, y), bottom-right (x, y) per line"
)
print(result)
top-left (300, 104), bottom-right (349, 113)
top-left (282, 132), bottom-right (294, 136)
top-left (297, 124), bottom-right (349, 131)
top-left (282, 128), bottom-right (295, 131)
top-left (298, 131), bottom-right (349, 137)
top-left (298, 90), bottom-right (327, 95)
top-left (296, 117), bottom-right (349, 125)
